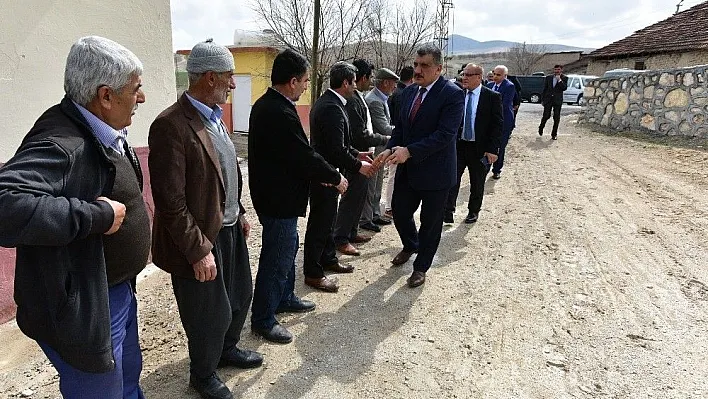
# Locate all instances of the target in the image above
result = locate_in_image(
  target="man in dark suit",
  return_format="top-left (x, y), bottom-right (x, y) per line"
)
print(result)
top-left (333, 59), bottom-right (386, 246)
top-left (445, 64), bottom-right (503, 224)
top-left (384, 66), bottom-right (414, 219)
top-left (374, 44), bottom-right (464, 288)
top-left (538, 64), bottom-right (568, 140)
top-left (487, 65), bottom-right (517, 180)
top-left (248, 49), bottom-right (347, 344)
top-left (149, 40), bottom-right (262, 399)
top-left (305, 62), bottom-right (374, 293)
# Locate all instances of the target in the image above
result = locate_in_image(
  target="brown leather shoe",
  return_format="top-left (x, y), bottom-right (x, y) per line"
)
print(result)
top-left (351, 234), bottom-right (372, 244)
top-left (304, 276), bottom-right (339, 292)
top-left (391, 249), bottom-right (416, 266)
top-left (407, 271), bottom-right (426, 288)
top-left (323, 262), bottom-right (355, 273)
top-left (336, 243), bottom-right (360, 256)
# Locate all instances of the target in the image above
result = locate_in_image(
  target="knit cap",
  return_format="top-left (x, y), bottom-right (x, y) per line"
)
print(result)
top-left (186, 39), bottom-right (234, 73)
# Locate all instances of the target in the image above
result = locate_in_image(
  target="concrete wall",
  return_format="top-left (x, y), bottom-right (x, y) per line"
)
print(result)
top-left (0, 0), bottom-right (176, 162)
top-left (580, 65), bottom-right (708, 138)
top-left (587, 50), bottom-right (708, 77)
top-left (0, 0), bottom-right (176, 323)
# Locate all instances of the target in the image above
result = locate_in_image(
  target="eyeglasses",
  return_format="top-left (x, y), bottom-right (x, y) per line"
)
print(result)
top-left (493, 73), bottom-right (503, 76)
top-left (462, 73), bottom-right (481, 77)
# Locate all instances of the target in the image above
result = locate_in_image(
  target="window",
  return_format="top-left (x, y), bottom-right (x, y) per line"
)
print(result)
top-left (634, 60), bottom-right (646, 70)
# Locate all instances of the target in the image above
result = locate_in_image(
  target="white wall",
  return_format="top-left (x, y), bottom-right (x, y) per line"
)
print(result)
top-left (0, 0), bottom-right (176, 162)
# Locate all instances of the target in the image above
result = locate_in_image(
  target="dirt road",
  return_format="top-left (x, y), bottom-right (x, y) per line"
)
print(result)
top-left (1, 103), bottom-right (707, 398)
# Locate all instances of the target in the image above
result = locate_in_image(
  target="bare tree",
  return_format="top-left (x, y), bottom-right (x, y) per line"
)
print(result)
top-left (251, 0), bottom-right (371, 101)
top-left (506, 42), bottom-right (547, 75)
top-left (364, 0), bottom-right (436, 73)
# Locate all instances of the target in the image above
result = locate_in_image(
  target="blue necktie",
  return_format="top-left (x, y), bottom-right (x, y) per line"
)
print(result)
top-left (464, 91), bottom-right (475, 141)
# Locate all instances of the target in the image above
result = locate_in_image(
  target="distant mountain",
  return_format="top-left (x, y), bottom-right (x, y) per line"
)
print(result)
top-left (448, 34), bottom-right (593, 54)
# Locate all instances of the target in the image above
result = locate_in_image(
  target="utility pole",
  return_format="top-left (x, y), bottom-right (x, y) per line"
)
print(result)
top-left (675, 0), bottom-right (684, 14)
top-left (433, 0), bottom-right (454, 75)
top-left (311, 0), bottom-right (321, 104)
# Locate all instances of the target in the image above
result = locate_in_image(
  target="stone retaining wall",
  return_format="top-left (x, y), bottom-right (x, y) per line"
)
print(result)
top-left (579, 65), bottom-right (708, 138)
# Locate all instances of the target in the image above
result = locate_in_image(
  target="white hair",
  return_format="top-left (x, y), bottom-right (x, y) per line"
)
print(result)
top-left (64, 36), bottom-right (143, 106)
top-left (494, 65), bottom-right (508, 76)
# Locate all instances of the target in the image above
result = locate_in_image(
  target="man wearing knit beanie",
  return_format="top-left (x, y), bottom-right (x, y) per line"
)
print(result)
top-left (149, 39), bottom-right (261, 399)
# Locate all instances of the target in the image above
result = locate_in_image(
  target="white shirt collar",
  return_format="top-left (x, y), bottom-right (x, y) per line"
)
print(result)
top-left (328, 88), bottom-right (347, 106)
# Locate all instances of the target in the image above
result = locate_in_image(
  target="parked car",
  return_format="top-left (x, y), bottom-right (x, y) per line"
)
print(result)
top-left (563, 74), bottom-right (598, 105)
top-left (603, 68), bottom-right (644, 78)
top-left (509, 75), bottom-right (545, 103)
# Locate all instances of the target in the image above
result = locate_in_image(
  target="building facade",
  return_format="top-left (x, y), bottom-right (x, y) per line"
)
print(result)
top-left (0, 0), bottom-right (176, 323)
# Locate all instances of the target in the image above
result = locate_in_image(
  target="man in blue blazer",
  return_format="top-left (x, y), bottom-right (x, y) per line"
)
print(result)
top-left (373, 44), bottom-right (464, 288)
top-left (487, 65), bottom-right (517, 179)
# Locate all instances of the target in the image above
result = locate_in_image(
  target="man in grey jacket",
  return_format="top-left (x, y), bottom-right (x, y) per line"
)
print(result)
top-left (360, 68), bottom-right (399, 229)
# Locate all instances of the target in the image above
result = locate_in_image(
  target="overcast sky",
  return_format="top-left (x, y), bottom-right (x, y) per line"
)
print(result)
top-left (171, 0), bottom-right (705, 51)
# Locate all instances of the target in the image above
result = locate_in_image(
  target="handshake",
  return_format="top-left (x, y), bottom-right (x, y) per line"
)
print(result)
top-left (322, 146), bottom-right (410, 194)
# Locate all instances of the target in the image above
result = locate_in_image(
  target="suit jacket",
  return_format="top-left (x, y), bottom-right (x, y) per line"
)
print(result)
top-left (364, 88), bottom-right (393, 137)
top-left (387, 76), bottom-right (465, 191)
top-left (248, 88), bottom-right (340, 218)
top-left (488, 79), bottom-right (516, 134)
top-left (541, 74), bottom-right (568, 105)
top-left (309, 89), bottom-right (361, 173)
top-left (148, 93), bottom-right (246, 279)
top-left (387, 82), bottom-right (407, 127)
top-left (459, 85), bottom-right (503, 156)
top-left (348, 90), bottom-right (389, 151)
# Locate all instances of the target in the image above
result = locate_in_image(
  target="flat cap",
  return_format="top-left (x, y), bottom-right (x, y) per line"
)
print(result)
top-left (374, 67), bottom-right (400, 81)
top-left (186, 39), bottom-right (234, 73)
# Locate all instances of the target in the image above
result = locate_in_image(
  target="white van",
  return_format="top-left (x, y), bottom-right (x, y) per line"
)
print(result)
top-left (564, 74), bottom-right (597, 105)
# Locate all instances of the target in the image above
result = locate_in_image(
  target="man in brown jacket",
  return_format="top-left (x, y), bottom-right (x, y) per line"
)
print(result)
top-left (148, 39), bottom-right (261, 399)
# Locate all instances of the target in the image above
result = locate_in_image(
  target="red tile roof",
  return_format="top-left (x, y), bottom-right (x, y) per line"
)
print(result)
top-left (589, 1), bottom-right (708, 59)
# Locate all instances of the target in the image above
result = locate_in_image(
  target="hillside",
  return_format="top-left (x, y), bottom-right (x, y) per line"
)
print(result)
top-left (448, 34), bottom-right (593, 54)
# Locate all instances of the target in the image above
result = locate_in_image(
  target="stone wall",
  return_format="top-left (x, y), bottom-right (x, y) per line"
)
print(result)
top-left (579, 65), bottom-right (708, 138)
top-left (587, 50), bottom-right (708, 77)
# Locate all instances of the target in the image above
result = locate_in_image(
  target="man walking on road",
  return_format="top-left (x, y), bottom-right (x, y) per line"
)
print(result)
top-left (488, 65), bottom-right (517, 180)
top-left (445, 64), bottom-right (502, 224)
top-left (538, 64), bottom-right (568, 140)
top-left (374, 44), bottom-right (464, 288)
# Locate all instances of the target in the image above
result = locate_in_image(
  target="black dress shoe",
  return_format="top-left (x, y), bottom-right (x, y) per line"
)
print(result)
top-left (443, 213), bottom-right (454, 224)
top-left (372, 216), bottom-right (392, 225)
top-left (189, 372), bottom-right (233, 399)
top-left (407, 271), bottom-right (426, 288)
top-left (218, 346), bottom-right (263, 369)
top-left (464, 212), bottom-right (478, 224)
top-left (538, 128), bottom-right (544, 136)
top-left (276, 297), bottom-right (316, 314)
top-left (391, 249), bottom-right (417, 266)
top-left (492, 173), bottom-right (501, 180)
top-left (359, 222), bottom-right (381, 232)
top-left (323, 262), bottom-right (355, 273)
top-left (551, 135), bottom-right (557, 140)
top-left (252, 323), bottom-right (293, 344)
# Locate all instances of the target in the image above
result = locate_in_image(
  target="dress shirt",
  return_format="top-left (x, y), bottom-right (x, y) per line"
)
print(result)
top-left (462, 85), bottom-right (481, 141)
top-left (328, 88), bottom-right (347, 106)
top-left (73, 101), bottom-right (127, 155)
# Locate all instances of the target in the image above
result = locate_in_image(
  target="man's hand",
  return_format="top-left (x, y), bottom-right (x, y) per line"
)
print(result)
top-left (373, 149), bottom-right (391, 169)
top-left (239, 214), bottom-right (250, 239)
top-left (484, 152), bottom-right (498, 164)
top-left (336, 174), bottom-right (349, 194)
top-left (357, 151), bottom-right (374, 163)
top-left (97, 196), bottom-right (126, 235)
top-left (385, 146), bottom-right (411, 165)
top-left (359, 160), bottom-right (375, 177)
top-left (192, 252), bottom-right (217, 282)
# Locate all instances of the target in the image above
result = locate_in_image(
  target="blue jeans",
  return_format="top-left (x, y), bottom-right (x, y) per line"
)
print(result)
top-left (39, 281), bottom-right (144, 399)
top-left (251, 215), bottom-right (299, 330)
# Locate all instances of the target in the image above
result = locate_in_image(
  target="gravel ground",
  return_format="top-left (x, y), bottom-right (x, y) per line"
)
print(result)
top-left (1, 103), bottom-right (707, 399)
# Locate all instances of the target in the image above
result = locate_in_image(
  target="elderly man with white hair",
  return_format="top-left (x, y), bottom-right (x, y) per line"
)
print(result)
top-left (0, 36), bottom-right (150, 398)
